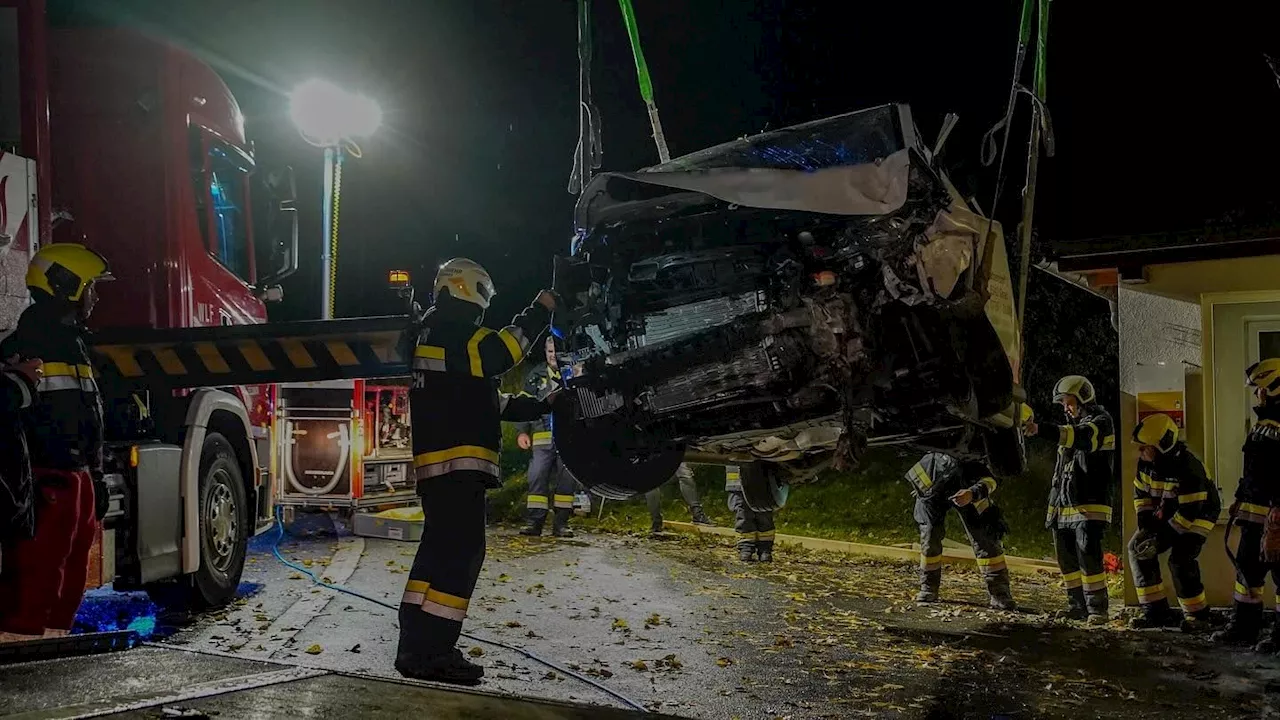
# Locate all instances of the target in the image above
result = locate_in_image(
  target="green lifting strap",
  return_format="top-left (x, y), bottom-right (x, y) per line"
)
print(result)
top-left (616, 0), bottom-right (670, 163)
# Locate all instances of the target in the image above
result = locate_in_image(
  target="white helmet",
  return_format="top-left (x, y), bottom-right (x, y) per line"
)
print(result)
top-left (434, 258), bottom-right (495, 309)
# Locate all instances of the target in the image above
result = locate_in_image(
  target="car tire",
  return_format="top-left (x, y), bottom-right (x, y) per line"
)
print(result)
top-left (984, 424), bottom-right (1027, 477)
top-left (147, 432), bottom-right (249, 611)
top-left (553, 405), bottom-right (686, 499)
top-left (739, 462), bottom-right (789, 512)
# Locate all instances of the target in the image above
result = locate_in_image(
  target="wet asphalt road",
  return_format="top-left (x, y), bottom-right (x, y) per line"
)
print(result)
top-left (163, 527), bottom-right (786, 718)
top-left (24, 522), bottom-right (1280, 719)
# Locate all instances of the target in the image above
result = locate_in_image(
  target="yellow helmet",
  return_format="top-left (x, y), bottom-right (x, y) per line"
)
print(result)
top-left (27, 243), bottom-right (113, 302)
top-left (434, 258), bottom-right (495, 309)
top-left (1053, 375), bottom-right (1095, 404)
top-left (1133, 412), bottom-right (1178, 453)
top-left (1247, 358), bottom-right (1280, 398)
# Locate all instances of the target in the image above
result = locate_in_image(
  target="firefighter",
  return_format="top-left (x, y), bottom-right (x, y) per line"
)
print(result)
top-left (1214, 358), bottom-right (1280, 648)
top-left (0, 244), bottom-right (111, 642)
top-left (396, 258), bottom-right (557, 685)
top-left (646, 463), bottom-right (713, 533)
top-left (1025, 375), bottom-right (1115, 624)
top-left (0, 357), bottom-right (42, 546)
top-left (1128, 413), bottom-right (1220, 630)
top-left (516, 335), bottom-right (578, 538)
top-left (907, 451), bottom-right (1016, 610)
top-left (725, 465), bottom-right (775, 561)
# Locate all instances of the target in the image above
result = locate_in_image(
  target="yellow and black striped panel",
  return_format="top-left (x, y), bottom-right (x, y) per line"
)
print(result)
top-left (91, 315), bottom-right (415, 389)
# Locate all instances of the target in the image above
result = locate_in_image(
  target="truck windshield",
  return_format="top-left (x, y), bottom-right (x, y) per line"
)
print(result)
top-left (207, 145), bottom-right (251, 283)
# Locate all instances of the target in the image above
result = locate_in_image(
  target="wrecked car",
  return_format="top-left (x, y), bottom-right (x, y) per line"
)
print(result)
top-left (550, 103), bottom-right (1025, 510)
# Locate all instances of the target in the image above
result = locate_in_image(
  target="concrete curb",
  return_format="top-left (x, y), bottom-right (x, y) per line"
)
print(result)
top-left (661, 521), bottom-right (1060, 577)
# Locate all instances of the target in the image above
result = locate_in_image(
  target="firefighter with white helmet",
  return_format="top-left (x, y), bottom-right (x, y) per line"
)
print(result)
top-left (1128, 413), bottom-right (1220, 630)
top-left (1214, 358), bottom-right (1280, 649)
top-left (0, 243), bottom-right (111, 642)
top-left (1026, 375), bottom-right (1115, 624)
top-left (395, 257), bottom-right (558, 684)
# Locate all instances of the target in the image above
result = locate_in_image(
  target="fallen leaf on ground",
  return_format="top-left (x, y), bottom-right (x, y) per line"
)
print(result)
top-left (304, 644), bottom-right (323, 655)
top-left (468, 646), bottom-right (485, 657)
top-left (629, 659), bottom-right (649, 671)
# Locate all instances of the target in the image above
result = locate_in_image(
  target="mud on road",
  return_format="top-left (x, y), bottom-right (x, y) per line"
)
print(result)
top-left (163, 526), bottom-right (1280, 719)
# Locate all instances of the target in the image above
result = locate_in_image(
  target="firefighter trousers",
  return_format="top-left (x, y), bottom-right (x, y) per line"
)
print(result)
top-left (0, 469), bottom-right (99, 636)
top-left (1053, 520), bottom-right (1109, 617)
top-left (397, 473), bottom-right (488, 664)
top-left (646, 465), bottom-right (702, 526)
top-left (1231, 520), bottom-right (1276, 610)
top-left (728, 490), bottom-right (774, 555)
top-left (915, 495), bottom-right (1010, 595)
top-left (1129, 523), bottom-right (1208, 615)
top-left (524, 446), bottom-right (576, 532)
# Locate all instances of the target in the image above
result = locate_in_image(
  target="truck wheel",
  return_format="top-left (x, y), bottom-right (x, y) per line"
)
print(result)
top-left (147, 432), bottom-right (249, 611)
top-left (739, 463), bottom-right (789, 512)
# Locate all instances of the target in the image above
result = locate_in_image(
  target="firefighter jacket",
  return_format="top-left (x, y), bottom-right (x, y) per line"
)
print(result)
top-left (725, 465), bottom-right (741, 492)
top-left (905, 452), bottom-right (1000, 514)
top-left (1041, 403), bottom-right (1115, 528)
top-left (513, 364), bottom-right (559, 448)
top-left (0, 301), bottom-right (103, 473)
top-left (0, 364), bottom-right (36, 540)
top-left (1134, 441), bottom-right (1221, 537)
top-left (1236, 402), bottom-right (1280, 525)
top-left (409, 296), bottom-right (550, 488)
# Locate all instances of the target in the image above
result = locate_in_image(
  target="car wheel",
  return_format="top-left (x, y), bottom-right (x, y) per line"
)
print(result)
top-left (739, 462), bottom-right (790, 512)
top-left (553, 405), bottom-right (686, 499)
top-left (146, 432), bottom-right (249, 611)
top-left (984, 424), bottom-right (1027, 477)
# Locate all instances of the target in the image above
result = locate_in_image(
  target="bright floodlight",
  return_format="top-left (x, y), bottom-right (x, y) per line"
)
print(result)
top-left (289, 79), bottom-right (382, 145)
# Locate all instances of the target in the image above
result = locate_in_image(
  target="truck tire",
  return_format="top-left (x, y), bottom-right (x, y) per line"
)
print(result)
top-left (147, 432), bottom-right (249, 611)
top-left (739, 462), bottom-right (789, 513)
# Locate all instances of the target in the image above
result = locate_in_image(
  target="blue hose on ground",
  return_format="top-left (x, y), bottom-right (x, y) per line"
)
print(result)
top-left (269, 511), bottom-right (648, 713)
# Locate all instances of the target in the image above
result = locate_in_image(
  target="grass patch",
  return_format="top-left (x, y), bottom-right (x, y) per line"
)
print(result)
top-left (489, 431), bottom-right (1123, 561)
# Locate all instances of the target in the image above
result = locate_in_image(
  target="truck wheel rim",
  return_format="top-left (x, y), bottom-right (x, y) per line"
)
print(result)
top-left (207, 473), bottom-right (239, 572)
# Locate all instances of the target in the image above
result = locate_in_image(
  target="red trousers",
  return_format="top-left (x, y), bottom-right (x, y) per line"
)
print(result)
top-left (0, 469), bottom-right (99, 635)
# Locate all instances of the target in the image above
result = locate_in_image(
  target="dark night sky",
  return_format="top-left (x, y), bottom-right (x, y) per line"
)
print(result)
top-left (51, 0), bottom-right (1280, 324)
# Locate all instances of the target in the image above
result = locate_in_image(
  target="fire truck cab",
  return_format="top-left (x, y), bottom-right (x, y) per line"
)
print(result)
top-left (1, 2), bottom-right (297, 608)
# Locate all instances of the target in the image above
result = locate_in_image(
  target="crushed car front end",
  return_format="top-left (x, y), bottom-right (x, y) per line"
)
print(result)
top-left (551, 104), bottom-right (1025, 503)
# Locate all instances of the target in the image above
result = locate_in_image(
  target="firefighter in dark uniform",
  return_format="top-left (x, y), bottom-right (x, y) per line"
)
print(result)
top-left (907, 451), bottom-right (1016, 610)
top-left (395, 258), bottom-right (556, 684)
top-left (646, 463), bottom-right (712, 533)
top-left (1128, 413), bottom-right (1220, 630)
top-left (726, 465), bottom-right (775, 561)
top-left (0, 244), bottom-right (111, 642)
top-left (1214, 358), bottom-right (1280, 648)
top-left (1026, 375), bottom-right (1115, 624)
top-left (516, 335), bottom-right (578, 538)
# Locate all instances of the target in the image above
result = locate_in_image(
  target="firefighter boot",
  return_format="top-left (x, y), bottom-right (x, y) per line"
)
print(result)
top-left (738, 546), bottom-right (757, 562)
top-left (915, 569), bottom-right (941, 603)
top-left (1255, 616), bottom-right (1280, 654)
top-left (519, 522), bottom-right (543, 537)
top-left (551, 509), bottom-right (575, 538)
top-left (1084, 590), bottom-right (1110, 626)
top-left (985, 570), bottom-right (1017, 611)
top-left (691, 506), bottom-right (714, 526)
top-left (394, 648), bottom-right (485, 686)
top-left (1212, 603), bottom-right (1263, 646)
top-left (1052, 588), bottom-right (1089, 621)
top-left (1129, 599), bottom-right (1179, 630)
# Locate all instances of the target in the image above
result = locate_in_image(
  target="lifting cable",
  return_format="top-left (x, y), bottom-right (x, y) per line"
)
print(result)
top-left (269, 510), bottom-right (650, 713)
top-left (568, 0), bottom-right (603, 194)
top-left (616, 0), bottom-right (670, 164)
top-left (979, 0), bottom-right (1055, 354)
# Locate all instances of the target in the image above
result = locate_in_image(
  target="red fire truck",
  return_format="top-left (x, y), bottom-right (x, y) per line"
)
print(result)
top-left (0, 1), bottom-right (417, 609)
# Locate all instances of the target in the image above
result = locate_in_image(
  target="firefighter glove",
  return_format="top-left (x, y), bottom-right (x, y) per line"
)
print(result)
top-left (92, 471), bottom-right (109, 521)
top-left (1132, 531), bottom-right (1158, 561)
